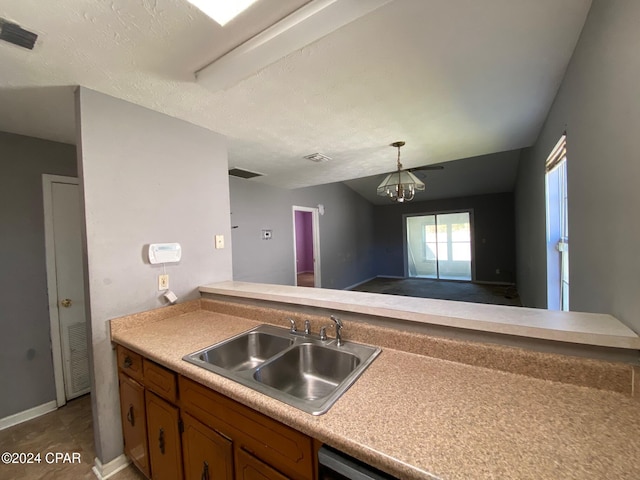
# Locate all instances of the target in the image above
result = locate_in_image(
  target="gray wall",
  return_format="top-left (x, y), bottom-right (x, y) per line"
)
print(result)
top-left (515, 0), bottom-right (640, 332)
top-left (0, 132), bottom-right (77, 418)
top-left (230, 177), bottom-right (375, 289)
top-left (373, 193), bottom-right (516, 283)
top-left (76, 88), bottom-right (232, 464)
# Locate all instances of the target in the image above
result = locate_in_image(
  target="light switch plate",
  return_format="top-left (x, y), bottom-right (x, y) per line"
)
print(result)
top-left (215, 234), bottom-right (224, 249)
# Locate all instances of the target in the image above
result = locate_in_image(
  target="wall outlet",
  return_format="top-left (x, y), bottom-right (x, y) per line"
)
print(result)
top-left (215, 234), bottom-right (224, 249)
top-left (158, 274), bottom-right (169, 290)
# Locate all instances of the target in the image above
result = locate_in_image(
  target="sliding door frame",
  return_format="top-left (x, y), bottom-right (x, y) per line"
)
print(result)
top-left (402, 209), bottom-right (476, 281)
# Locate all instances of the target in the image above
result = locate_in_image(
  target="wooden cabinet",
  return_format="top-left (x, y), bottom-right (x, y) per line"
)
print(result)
top-left (146, 392), bottom-right (183, 480)
top-left (180, 376), bottom-right (314, 480)
top-left (118, 372), bottom-right (150, 477)
top-left (118, 346), bottom-right (143, 382)
top-left (116, 344), bottom-right (316, 480)
top-left (235, 448), bottom-right (289, 480)
top-left (182, 413), bottom-right (233, 480)
top-left (144, 358), bottom-right (178, 404)
top-left (117, 345), bottom-right (182, 480)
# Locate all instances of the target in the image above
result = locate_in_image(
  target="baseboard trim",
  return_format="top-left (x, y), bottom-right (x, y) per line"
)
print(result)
top-left (92, 454), bottom-right (130, 479)
top-left (0, 400), bottom-right (57, 431)
top-left (474, 281), bottom-right (516, 286)
top-left (376, 275), bottom-right (404, 279)
top-left (343, 276), bottom-right (378, 290)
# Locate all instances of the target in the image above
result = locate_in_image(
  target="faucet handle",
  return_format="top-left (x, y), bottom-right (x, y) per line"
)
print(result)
top-left (288, 318), bottom-right (297, 333)
top-left (304, 319), bottom-right (311, 335)
top-left (319, 326), bottom-right (328, 341)
top-left (329, 315), bottom-right (344, 346)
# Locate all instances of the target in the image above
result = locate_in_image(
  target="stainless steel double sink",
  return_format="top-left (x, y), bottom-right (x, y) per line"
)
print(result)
top-left (183, 324), bottom-right (381, 415)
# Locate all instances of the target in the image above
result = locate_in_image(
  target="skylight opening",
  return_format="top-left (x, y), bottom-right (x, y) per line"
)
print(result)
top-left (187, 0), bottom-right (259, 26)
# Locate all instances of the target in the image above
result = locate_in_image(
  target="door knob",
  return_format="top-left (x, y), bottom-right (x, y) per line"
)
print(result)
top-left (60, 298), bottom-right (72, 308)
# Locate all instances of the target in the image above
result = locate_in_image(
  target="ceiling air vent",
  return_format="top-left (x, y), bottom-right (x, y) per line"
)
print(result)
top-left (0, 19), bottom-right (38, 50)
top-left (228, 168), bottom-right (263, 179)
top-left (303, 153), bottom-right (331, 163)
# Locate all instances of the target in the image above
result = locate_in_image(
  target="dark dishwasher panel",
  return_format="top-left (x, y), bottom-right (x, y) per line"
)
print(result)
top-left (318, 446), bottom-right (399, 480)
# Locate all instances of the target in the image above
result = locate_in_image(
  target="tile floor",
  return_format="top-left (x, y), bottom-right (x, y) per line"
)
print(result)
top-left (0, 395), bottom-right (145, 479)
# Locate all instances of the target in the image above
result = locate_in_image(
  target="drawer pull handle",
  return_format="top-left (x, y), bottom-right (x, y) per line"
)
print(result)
top-left (158, 428), bottom-right (165, 455)
top-left (123, 356), bottom-right (133, 368)
top-left (201, 461), bottom-right (209, 480)
top-left (126, 404), bottom-right (134, 426)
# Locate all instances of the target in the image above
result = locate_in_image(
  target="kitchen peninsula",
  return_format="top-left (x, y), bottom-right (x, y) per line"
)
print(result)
top-left (110, 282), bottom-right (640, 479)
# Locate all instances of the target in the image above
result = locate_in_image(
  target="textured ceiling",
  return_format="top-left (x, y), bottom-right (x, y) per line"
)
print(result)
top-left (0, 0), bottom-right (591, 191)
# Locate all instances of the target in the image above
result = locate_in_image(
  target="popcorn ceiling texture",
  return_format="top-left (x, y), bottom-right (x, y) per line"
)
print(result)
top-left (110, 304), bottom-right (640, 479)
top-left (0, 0), bottom-right (590, 190)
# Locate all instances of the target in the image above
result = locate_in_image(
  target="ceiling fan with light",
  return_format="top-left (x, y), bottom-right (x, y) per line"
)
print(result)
top-left (376, 141), bottom-right (443, 203)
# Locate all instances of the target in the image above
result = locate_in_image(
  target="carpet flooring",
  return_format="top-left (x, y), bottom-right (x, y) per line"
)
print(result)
top-left (351, 277), bottom-right (522, 307)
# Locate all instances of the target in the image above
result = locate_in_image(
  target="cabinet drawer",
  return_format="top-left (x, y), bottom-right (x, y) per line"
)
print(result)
top-left (143, 358), bottom-right (177, 403)
top-left (117, 345), bottom-right (143, 382)
top-left (180, 376), bottom-right (313, 480)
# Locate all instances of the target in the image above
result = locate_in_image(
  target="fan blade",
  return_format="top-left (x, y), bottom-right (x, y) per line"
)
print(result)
top-left (409, 165), bottom-right (444, 172)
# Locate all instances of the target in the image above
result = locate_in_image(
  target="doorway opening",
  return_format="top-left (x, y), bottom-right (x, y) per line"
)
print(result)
top-left (43, 174), bottom-right (90, 407)
top-left (405, 211), bottom-right (473, 281)
top-left (292, 206), bottom-right (321, 287)
top-left (545, 134), bottom-right (569, 311)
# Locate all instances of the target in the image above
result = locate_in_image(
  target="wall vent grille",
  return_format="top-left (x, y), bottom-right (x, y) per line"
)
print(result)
top-left (303, 153), bottom-right (331, 163)
top-left (229, 168), bottom-right (263, 179)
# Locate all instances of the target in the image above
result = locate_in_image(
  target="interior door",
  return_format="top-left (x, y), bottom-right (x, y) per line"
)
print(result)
top-left (51, 181), bottom-right (90, 400)
top-left (292, 207), bottom-right (321, 287)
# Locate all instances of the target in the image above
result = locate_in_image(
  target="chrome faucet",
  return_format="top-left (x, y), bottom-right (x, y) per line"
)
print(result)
top-left (325, 315), bottom-right (343, 346)
top-left (288, 318), bottom-right (297, 333)
top-left (304, 319), bottom-right (311, 335)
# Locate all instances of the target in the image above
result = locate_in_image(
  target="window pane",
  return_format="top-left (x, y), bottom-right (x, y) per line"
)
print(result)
top-left (425, 224), bottom-right (437, 243)
top-left (407, 215), bottom-right (436, 278)
top-left (451, 223), bottom-right (470, 242)
top-left (452, 242), bottom-right (471, 261)
top-left (425, 242), bottom-right (437, 261)
top-left (437, 242), bottom-right (448, 260)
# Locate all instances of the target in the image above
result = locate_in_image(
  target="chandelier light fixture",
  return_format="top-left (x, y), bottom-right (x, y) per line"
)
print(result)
top-left (376, 141), bottom-right (425, 203)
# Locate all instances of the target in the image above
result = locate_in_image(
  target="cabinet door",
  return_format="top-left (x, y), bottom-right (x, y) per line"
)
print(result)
top-left (146, 391), bottom-right (183, 480)
top-left (235, 448), bottom-right (289, 480)
top-left (118, 372), bottom-right (150, 478)
top-left (182, 413), bottom-right (233, 480)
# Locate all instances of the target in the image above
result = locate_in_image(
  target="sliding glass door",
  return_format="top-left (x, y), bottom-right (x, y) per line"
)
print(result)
top-left (406, 212), bottom-right (472, 281)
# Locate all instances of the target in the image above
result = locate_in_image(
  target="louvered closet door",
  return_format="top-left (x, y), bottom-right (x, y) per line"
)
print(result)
top-left (51, 181), bottom-right (90, 400)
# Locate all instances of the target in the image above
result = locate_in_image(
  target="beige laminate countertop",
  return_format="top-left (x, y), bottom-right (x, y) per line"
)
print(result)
top-left (200, 281), bottom-right (640, 349)
top-left (111, 308), bottom-right (640, 480)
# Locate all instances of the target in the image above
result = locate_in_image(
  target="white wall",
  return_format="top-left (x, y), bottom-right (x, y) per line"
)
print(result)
top-left (76, 88), bottom-right (232, 463)
top-left (515, 0), bottom-right (640, 332)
